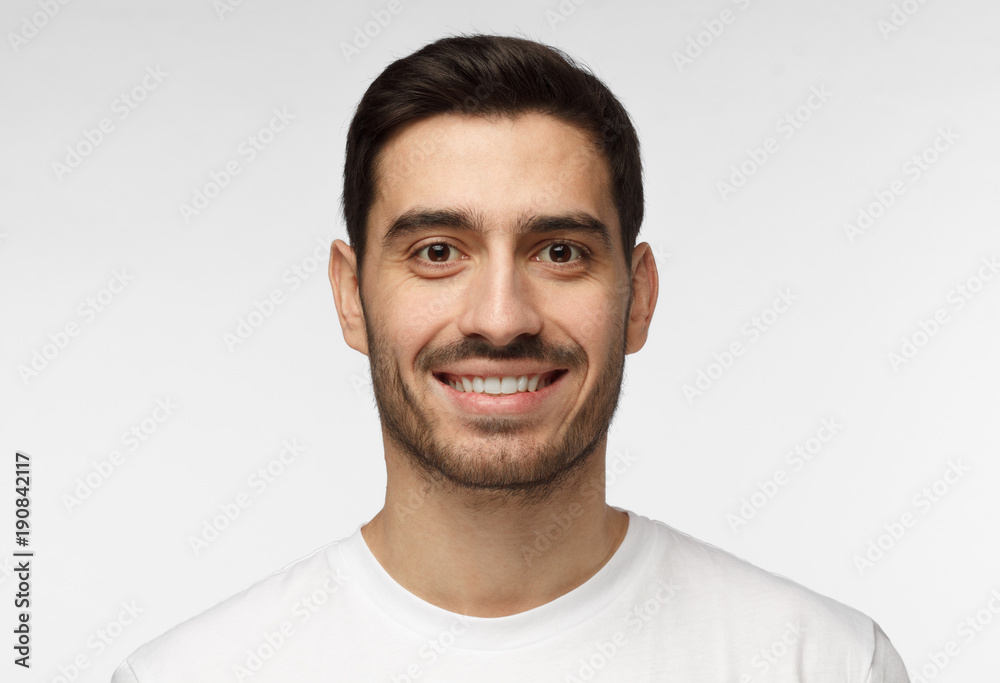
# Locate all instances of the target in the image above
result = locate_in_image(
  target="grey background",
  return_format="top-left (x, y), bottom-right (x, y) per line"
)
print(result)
top-left (2, 0), bottom-right (998, 679)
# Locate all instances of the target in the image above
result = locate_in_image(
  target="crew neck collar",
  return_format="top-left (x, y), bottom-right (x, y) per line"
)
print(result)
top-left (333, 507), bottom-right (654, 651)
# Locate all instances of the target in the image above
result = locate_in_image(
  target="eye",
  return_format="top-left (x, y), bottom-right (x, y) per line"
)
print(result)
top-left (536, 242), bottom-right (586, 264)
top-left (413, 242), bottom-right (462, 263)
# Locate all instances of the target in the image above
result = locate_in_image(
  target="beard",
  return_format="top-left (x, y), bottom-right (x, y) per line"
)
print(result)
top-left (362, 308), bottom-right (629, 506)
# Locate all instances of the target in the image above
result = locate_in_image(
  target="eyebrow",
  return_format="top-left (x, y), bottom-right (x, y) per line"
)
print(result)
top-left (380, 207), bottom-right (615, 253)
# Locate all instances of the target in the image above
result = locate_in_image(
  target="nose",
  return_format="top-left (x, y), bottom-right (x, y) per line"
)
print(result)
top-left (455, 253), bottom-right (543, 347)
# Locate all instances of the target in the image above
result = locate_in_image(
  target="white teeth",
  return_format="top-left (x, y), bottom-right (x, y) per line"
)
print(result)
top-left (445, 373), bottom-right (555, 395)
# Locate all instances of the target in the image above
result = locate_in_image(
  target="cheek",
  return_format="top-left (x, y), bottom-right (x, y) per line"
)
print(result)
top-left (558, 294), bottom-right (622, 347)
top-left (377, 293), bottom-right (455, 368)
top-left (390, 289), bottom-right (457, 338)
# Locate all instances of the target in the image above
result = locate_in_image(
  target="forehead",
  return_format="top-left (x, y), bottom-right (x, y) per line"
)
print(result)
top-left (369, 112), bottom-right (618, 243)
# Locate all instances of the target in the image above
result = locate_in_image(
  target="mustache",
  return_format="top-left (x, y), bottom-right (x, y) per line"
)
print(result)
top-left (417, 335), bottom-right (585, 372)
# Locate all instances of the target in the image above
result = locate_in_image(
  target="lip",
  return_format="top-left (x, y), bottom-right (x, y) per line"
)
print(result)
top-left (432, 369), bottom-right (568, 415)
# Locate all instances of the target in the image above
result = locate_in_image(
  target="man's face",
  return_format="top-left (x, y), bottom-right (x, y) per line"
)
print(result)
top-left (356, 112), bottom-right (635, 500)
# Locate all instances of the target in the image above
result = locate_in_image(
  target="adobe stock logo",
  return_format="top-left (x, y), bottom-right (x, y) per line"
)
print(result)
top-left (716, 85), bottom-right (832, 202)
top-left (672, 0), bottom-right (753, 73)
top-left (887, 255), bottom-right (998, 372)
top-left (62, 398), bottom-right (178, 513)
top-left (737, 622), bottom-right (805, 682)
top-left (231, 565), bottom-right (351, 681)
top-left (7, 0), bottom-right (73, 53)
top-left (908, 588), bottom-right (1000, 682)
top-left (339, 0), bottom-right (407, 63)
top-left (178, 107), bottom-right (295, 224)
top-left (49, 601), bottom-right (143, 683)
top-left (545, 0), bottom-right (589, 31)
top-left (213, 0), bottom-right (246, 20)
top-left (843, 126), bottom-right (959, 243)
top-left (18, 269), bottom-right (135, 385)
top-left (390, 617), bottom-right (472, 683)
top-left (188, 440), bottom-right (305, 556)
top-left (565, 580), bottom-right (681, 682)
top-left (726, 417), bottom-right (844, 533)
top-left (682, 288), bottom-right (798, 404)
top-left (223, 236), bottom-right (333, 352)
top-left (519, 449), bottom-right (639, 567)
top-left (877, 0), bottom-right (931, 40)
top-left (853, 458), bottom-right (970, 575)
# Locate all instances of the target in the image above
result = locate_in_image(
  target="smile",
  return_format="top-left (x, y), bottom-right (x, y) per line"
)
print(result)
top-left (434, 370), bottom-right (566, 395)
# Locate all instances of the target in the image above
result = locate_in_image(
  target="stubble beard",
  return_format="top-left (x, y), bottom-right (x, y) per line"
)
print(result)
top-left (363, 309), bottom-right (629, 507)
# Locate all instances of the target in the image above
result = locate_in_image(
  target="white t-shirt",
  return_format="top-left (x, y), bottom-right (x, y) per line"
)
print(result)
top-left (112, 509), bottom-right (909, 682)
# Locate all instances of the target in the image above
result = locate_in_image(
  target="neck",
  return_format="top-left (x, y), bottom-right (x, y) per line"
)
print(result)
top-left (361, 442), bottom-right (629, 617)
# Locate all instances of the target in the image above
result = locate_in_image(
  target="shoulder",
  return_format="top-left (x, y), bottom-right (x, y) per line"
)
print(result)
top-left (648, 517), bottom-right (871, 630)
top-left (115, 537), bottom-right (349, 682)
top-left (636, 515), bottom-right (908, 680)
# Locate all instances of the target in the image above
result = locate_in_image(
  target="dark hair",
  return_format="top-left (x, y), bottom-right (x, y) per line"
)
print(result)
top-left (342, 34), bottom-right (643, 287)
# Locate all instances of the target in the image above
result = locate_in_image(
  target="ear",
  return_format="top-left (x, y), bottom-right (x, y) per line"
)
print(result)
top-left (625, 242), bottom-right (658, 354)
top-left (329, 239), bottom-right (369, 356)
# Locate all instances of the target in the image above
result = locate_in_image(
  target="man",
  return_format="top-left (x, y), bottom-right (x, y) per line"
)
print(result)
top-left (114, 34), bottom-right (909, 681)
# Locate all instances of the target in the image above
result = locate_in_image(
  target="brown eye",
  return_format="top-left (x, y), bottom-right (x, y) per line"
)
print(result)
top-left (538, 243), bottom-right (582, 263)
top-left (416, 243), bottom-right (459, 263)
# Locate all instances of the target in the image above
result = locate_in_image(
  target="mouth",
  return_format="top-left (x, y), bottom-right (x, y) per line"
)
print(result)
top-left (432, 369), bottom-right (568, 395)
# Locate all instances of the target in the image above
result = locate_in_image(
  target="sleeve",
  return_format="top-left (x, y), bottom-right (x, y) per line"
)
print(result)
top-left (111, 660), bottom-right (141, 683)
top-left (864, 621), bottom-right (910, 683)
